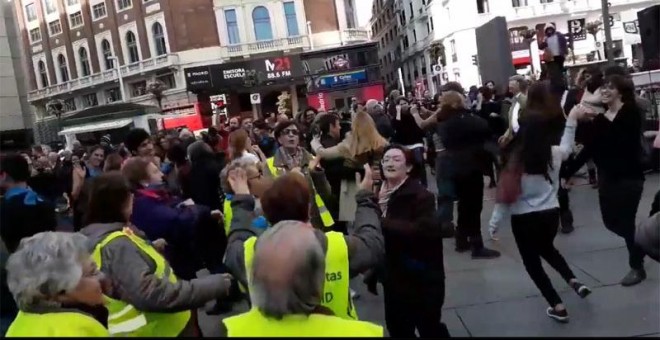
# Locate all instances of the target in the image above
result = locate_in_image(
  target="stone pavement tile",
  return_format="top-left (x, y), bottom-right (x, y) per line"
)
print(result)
top-left (443, 238), bottom-right (523, 273)
top-left (568, 247), bottom-right (660, 286)
top-left (455, 283), bottom-right (660, 337)
top-left (444, 260), bottom-right (600, 309)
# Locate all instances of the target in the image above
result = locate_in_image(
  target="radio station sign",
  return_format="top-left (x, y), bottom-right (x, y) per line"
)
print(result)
top-left (184, 55), bottom-right (304, 91)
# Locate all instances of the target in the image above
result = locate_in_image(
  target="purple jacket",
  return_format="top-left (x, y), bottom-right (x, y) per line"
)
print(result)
top-left (130, 188), bottom-right (209, 279)
top-left (538, 32), bottom-right (568, 57)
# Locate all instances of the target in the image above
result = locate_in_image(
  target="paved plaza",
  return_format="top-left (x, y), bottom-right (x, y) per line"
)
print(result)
top-left (199, 174), bottom-right (660, 337)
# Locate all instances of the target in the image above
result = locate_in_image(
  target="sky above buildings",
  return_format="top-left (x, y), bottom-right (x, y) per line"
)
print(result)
top-left (356, 0), bottom-right (374, 28)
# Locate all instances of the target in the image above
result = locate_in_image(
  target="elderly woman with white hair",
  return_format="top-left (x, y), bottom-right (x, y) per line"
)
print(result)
top-left (221, 220), bottom-right (382, 337)
top-left (4, 232), bottom-right (109, 337)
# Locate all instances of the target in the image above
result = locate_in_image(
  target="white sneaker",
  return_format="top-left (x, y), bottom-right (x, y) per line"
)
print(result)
top-left (350, 288), bottom-right (360, 299)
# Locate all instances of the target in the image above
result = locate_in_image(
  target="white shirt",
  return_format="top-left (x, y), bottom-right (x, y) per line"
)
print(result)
top-left (546, 34), bottom-right (560, 57)
top-left (511, 94), bottom-right (521, 134)
top-left (235, 151), bottom-right (260, 164)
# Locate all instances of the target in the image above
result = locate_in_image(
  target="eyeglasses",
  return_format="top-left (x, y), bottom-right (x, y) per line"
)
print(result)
top-left (281, 129), bottom-right (299, 136)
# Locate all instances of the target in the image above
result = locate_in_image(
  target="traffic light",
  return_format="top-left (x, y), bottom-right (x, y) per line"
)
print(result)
top-left (471, 55), bottom-right (479, 66)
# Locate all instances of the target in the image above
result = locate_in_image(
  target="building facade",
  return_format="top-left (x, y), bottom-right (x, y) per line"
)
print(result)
top-left (1, 0), bottom-right (33, 150)
top-left (429, 0), bottom-right (657, 90)
top-left (370, 0), bottom-right (401, 91)
top-left (371, 0), bottom-right (435, 95)
top-left (15, 0), bottom-right (223, 143)
top-left (183, 0), bottom-right (373, 117)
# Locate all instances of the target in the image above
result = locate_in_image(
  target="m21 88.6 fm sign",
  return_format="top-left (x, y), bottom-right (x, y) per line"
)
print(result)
top-left (263, 57), bottom-right (293, 80)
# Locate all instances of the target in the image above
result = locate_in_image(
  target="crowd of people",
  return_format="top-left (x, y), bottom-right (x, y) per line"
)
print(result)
top-left (0, 62), bottom-right (659, 337)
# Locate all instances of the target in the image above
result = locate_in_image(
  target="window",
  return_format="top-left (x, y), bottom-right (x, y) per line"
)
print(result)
top-left (157, 73), bottom-right (175, 89)
top-left (130, 80), bottom-right (147, 97)
top-left (476, 0), bottom-right (489, 14)
top-left (252, 6), bottom-right (273, 41)
top-left (67, 0), bottom-right (79, 5)
top-left (83, 93), bottom-right (98, 107)
top-left (101, 39), bottom-right (113, 69)
top-left (29, 28), bottom-right (41, 43)
top-left (283, 2), bottom-right (299, 37)
top-left (413, 29), bottom-right (417, 42)
top-left (105, 87), bottom-right (122, 102)
top-left (152, 23), bottom-right (167, 56)
top-left (117, 0), bottom-right (132, 10)
top-left (25, 4), bottom-right (37, 22)
top-left (49, 20), bottom-right (62, 35)
top-left (409, 3), bottom-right (413, 19)
top-left (44, 0), bottom-right (57, 14)
top-left (57, 54), bottom-right (69, 82)
top-left (126, 31), bottom-right (139, 63)
top-left (512, 0), bottom-right (528, 6)
top-left (540, 0), bottom-right (553, 3)
top-left (79, 47), bottom-right (91, 76)
top-left (37, 60), bottom-right (49, 88)
top-left (225, 9), bottom-right (240, 44)
top-left (92, 2), bottom-right (107, 20)
top-left (63, 98), bottom-right (76, 112)
top-left (69, 11), bottom-right (83, 28)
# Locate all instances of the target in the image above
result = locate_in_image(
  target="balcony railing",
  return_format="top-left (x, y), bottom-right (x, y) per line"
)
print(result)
top-left (504, 0), bottom-right (651, 23)
top-left (220, 35), bottom-right (310, 58)
top-left (27, 54), bottom-right (179, 102)
top-left (342, 28), bottom-right (370, 44)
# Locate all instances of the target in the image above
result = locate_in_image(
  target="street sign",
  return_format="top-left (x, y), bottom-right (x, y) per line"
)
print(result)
top-left (250, 93), bottom-right (261, 104)
top-left (432, 65), bottom-right (443, 75)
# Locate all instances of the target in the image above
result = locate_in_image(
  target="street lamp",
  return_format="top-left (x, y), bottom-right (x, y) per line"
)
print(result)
top-left (306, 21), bottom-right (314, 50)
top-left (108, 56), bottom-right (126, 102)
top-left (46, 99), bottom-right (65, 140)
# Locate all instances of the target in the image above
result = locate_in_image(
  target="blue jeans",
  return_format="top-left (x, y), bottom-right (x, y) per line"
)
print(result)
top-left (435, 152), bottom-right (456, 224)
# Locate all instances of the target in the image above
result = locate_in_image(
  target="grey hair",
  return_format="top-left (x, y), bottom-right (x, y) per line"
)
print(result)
top-left (6, 232), bottom-right (90, 310)
top-left (220, 158), bottom-right (259, 194)
top-left (250, 221), bottom-right (325, 319)
top-left (509, 75), bottom-right (529, 92)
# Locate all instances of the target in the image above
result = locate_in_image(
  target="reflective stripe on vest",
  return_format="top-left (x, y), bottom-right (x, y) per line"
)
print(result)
top-left (243, 231), bottom-right (357, 320)
top-left (91, 229), bottom-right (191, 336)
top-left (223, 308), bottom-right (382, 337)
top-left (6, 311), bottom-right (110, 337)
top-left (223, 198), bottom-right (233, 236)
top-left (265, 157), bottom-right (334, 228)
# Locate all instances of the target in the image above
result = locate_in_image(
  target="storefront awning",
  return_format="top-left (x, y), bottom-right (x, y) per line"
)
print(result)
top-left (58, 118), bottom-right (133, 136)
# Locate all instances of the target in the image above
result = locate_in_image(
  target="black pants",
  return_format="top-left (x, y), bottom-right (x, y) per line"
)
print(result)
top-left (512, 208), bottom-right (575, 307)
top-left (598, 176), bottom-right (645, 270)
top-left (547, 56), bottom-right (565, 86)
top-left (454, 171), bottom-right (484, 250)
top-left (558, 186), bottom-right (573, 228)
top-left (383, 285), bottom-right (450, 338)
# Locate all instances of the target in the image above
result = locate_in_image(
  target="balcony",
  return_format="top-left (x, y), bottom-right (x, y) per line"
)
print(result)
top-left (28, 54), bottom-right (179, 102)
top-left (504, 0), bottom-right (652, 23)
top-left (342, 28), bottom-right (370, 44)
top-left (220, 35), bottom-right (310, 58)
top-left (417, 7), bottom-right (429, 19)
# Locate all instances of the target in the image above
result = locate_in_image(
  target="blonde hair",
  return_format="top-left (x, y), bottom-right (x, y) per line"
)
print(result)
top-left (345, 110), bottom-right (387, 158)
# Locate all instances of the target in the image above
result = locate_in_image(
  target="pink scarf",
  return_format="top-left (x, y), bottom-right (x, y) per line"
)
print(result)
top-left (378, 177), bottom-right (408, 217)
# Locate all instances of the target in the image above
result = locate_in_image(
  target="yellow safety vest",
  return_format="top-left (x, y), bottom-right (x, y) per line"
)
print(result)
top-left (6, 311), bottom-right (110, 337)
top-left (91, 229), bottom-right (190, 336)
top-left (223, 308), bottom-right (382, 337)
top-left (243, 231), bottom-right (357, 320)
top-left (223, 197), bottom-right (233, 236)
top-left (265, 157), bottom-right (334, 228)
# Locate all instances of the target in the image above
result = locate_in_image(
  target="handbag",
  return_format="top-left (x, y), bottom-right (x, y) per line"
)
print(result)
top-left (495, 160), bottom-right (523, 204)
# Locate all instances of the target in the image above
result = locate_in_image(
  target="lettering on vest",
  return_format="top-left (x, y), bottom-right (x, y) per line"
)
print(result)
top-left (321, 292), bottom-right (334, 304)
top-left (325, 271), bottom-right (342, 282)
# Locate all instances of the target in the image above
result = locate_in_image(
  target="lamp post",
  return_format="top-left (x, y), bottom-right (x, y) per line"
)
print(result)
top-left (307, 21), bottom-right (314, 50)
top-left (601, 0), bottom-right (614, 64)
top-left (108, 56), bottom-right (126, 101)
top-left (46, 99), bottom-right (65, 141)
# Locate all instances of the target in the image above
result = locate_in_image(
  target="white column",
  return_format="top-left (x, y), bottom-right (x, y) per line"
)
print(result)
top-left (424, 51), bottom-right (435, 95)
top-left (290, 84), bottom-right (299, 114)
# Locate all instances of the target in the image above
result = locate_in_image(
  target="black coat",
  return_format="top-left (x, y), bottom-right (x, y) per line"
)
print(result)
top-left (382, 178), bottom-right (444, 300)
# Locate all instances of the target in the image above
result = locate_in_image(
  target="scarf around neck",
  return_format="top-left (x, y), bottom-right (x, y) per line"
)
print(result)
top-left (281, 147), bottom-right (304, 170)
top-left (378, 177), bottom-right (408, 217)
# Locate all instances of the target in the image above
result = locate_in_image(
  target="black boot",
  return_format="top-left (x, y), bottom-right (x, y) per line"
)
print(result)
top-left (560, 210), bottom-right (574, 234)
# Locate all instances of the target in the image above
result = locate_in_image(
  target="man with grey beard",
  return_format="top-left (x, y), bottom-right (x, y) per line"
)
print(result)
top-left (221, 221), bottom-right (383, 337)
